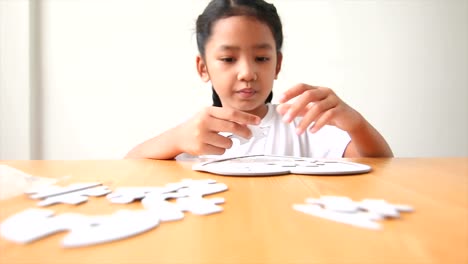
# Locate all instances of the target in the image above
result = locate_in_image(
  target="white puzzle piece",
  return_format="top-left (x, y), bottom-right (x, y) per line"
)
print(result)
top-left (141, 194), bottom-right (186, 222)
top-left (0, 208), bottom-right (160, 247)
top-left (107, 179), bottom-right (226, 204)
top-left (26, 184), bottom-right (111, 206)
top-left (141, 179), bottom-right (228, 219)
top-left (175, 197), bottom-right (225, 215)
top-left (0, 165), bottom-right (57, 200)
top-left (1, 179), bottom-right (228, 248)
top-left (106, 187), bottom-right (169, 204)
top-left (27, 183), bottom-right (102, 199)
top-left (61, 210), bottom-right (160, 248)
top-left (37, 186), bottom-right (112, 206)
top-left (358, 199), bottom-right (414, 218)
top-left (193, 155), bottom-right (371, 176)
top-left (306, 196), bottom-right (360, 213)
top-left (294, 196), bottom-right (414, 230)
top-left (293, 204), bottom-right (381, 230)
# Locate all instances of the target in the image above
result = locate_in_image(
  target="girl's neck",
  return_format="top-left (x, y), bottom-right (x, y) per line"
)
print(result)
top-left (247, 104), bottom-right (269, 119)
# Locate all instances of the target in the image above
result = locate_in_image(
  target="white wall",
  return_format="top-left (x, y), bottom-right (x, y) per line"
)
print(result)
top-left (0, 0), bottom-right (31, 159)
top-left (1, 0), bottom-right (467, 159)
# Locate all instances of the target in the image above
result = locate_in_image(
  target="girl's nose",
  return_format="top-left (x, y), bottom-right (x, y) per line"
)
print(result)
top-left (237, 60), bottom-right (258, 82)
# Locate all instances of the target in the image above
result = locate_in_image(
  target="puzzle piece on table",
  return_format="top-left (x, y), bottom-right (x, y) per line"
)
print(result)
top-left (26, 183), bottom-right (111, 206)
top-left (26, 182), bottom-right (102, 199)
top-left (0, 165), bottom-right (57, 200)
top-left (141, 179), bottom-right (228, 220)
top-left (107, 178), bottom-right (227, 204)
top-left (294, 196), bottom-right (414, 230)
top-left (106, 187), bottom-right (169, 204)
top-left (1, 179), bottom-right (228, 248)
top-left (306, 196), bottom-right (360, 213)
top-left (0, 208), bottom-right (160, 248)
top-left (175, 196), bottom-right (225, 215)
top-left (358, 199), bottom-right (414, 218)
top-left (142, 194), bottom-right (225, 219)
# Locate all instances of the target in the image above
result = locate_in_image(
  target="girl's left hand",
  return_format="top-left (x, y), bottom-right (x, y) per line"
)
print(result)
top-left (277, 83), bottom-right (363, 135)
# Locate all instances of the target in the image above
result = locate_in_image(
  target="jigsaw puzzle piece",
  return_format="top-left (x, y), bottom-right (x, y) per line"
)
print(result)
top-left (141, 179), bottom-right (227, 219)
top-left (0, 208), bottom-right (161, 248)
top-left (293, 204), bottom-right (381, 230)
top-left (0, 209), bottom-right (88, 243)
top-left (358, 199), bottom-right (414, 218)
top-left (37, 185), bottom-right (111, 206)
top-left (176, 197), bottom-right (225, 215)
top-left (62, 210), bottom-right (160, 248)
top-left (106, 187), bottom-right (168, 204)
top-left (141, 193), bottom-right (185, 222)
top-left (27, 183), bottom-right (102, 199)
top-left (175, 181), bottom-right (228, 198)
top-left (306, 196), bottom-right (360, 213)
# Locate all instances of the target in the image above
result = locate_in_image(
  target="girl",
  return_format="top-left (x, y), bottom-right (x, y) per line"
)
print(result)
top-left (126, 0), bottom-right (393, 160)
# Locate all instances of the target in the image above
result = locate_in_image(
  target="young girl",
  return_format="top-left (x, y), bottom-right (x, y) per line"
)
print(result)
top-left (126, 0), bottom-right (393, 160)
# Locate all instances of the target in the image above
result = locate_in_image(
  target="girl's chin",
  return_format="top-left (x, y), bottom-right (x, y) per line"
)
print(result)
top-left (234, 102), bottom-right (268, 117)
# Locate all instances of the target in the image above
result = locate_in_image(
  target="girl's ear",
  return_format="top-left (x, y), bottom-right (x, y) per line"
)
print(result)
top-left (275, 52), bottom-right (283, 79)
top-left (196, 55), bottom-right (210, 82)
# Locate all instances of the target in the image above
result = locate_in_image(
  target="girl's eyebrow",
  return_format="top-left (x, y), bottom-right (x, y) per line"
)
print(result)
top-left (218, 43), bottom-right (273, 51)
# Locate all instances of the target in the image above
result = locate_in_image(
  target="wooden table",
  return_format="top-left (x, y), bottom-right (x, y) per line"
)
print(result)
top-left (0, 158), bottom-right (467, 264)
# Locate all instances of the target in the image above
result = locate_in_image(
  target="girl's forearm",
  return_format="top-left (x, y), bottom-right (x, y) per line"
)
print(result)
top-left (347, 115), bottom-right (394, 158)
top-left (125, 128), bottom-right (182, 160)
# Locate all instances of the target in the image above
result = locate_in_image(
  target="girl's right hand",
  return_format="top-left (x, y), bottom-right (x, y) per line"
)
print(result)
top-left (175, 107), bottom-right (261, 156)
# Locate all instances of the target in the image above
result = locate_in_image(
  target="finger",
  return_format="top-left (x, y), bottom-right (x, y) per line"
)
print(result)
top-left (296, 97), bottom-right (337, 134)
top-left (207, 118), bottom-right (253, 139)
top-left (278, 83), bottom-right (319, 103)
top-left (276, 103), bottom-right (291, 115)
top-left (197, 143), bottom-right (228, 156)
top-left (208, 107), bottom-right (261, 126)
top-left (187, 132), bottom-right (232, 155)
top-left (283, 88), bottom-right (329, 123)
top-left (309, 108), bottom-right (335, 133)
top-left (203, 132), bottom-right (234, 149)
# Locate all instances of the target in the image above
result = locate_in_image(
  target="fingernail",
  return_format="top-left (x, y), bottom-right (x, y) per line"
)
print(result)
top-left (254, 117), bottom-right (261, 125)
top-left (282, 112), bottom-right (291, 123)
top-left (279, 94), bottom-right (286, 102)
top-left (309, 124), bottom-right (318, 134)
top-left (295, 127), bottom-right (303, 135)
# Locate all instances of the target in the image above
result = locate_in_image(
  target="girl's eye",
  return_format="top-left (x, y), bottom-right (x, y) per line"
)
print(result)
top-left (256, 57), bottom-right (270, 62)
top-left (220, 57), bottom-right (235, 63)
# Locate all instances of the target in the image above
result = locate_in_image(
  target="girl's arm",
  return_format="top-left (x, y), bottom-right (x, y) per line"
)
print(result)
top-left (125, 125), bottom-right (185, 160)
top-left (125, 107), bottom-right (260, 160)
top-left (278, 83), bottom-right (393, 158)
top-left (342, 113), bottom-right (393, 158)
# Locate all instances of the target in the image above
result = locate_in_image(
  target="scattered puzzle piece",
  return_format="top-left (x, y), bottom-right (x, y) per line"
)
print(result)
top-left (26, 183), bottom-right (111, 206)
top-left (0, 208), bottom-right (160, 247)
top-left (1, 178), bottom-right (228, 247)
top-left (0, 165), bottom-right (57, 200)
top-left (295, 196), bottom-right (414, 230)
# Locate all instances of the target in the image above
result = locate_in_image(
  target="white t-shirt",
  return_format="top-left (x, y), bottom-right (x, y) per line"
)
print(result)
top-left (188, 103), bottom-right (351, 159)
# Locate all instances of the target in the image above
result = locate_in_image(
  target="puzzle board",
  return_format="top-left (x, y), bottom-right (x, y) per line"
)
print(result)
top-left (193, 155), bottom-right (372, 176)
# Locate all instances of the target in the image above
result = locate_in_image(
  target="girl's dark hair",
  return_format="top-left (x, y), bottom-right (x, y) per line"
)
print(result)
top-left (196, 0), bottom-right (283, 107)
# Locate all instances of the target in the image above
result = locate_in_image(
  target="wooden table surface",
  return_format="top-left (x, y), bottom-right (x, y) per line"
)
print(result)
top-left (0, 158), bottom-right (467, 264)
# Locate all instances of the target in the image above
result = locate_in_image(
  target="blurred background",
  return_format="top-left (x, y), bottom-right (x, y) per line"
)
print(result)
top-left (1, 0), bottom-right (467, 159)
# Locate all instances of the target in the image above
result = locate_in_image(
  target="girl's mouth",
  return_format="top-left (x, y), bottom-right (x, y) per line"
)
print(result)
top-left (236, 88), bottom-right (256, 98)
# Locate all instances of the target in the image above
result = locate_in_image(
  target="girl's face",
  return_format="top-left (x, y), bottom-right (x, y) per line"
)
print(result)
top-left (197, 16), bottom-right (282, 118)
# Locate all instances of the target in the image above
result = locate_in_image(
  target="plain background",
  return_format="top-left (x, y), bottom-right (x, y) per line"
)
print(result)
top-left (1, 0), bottom-right (467, 159)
